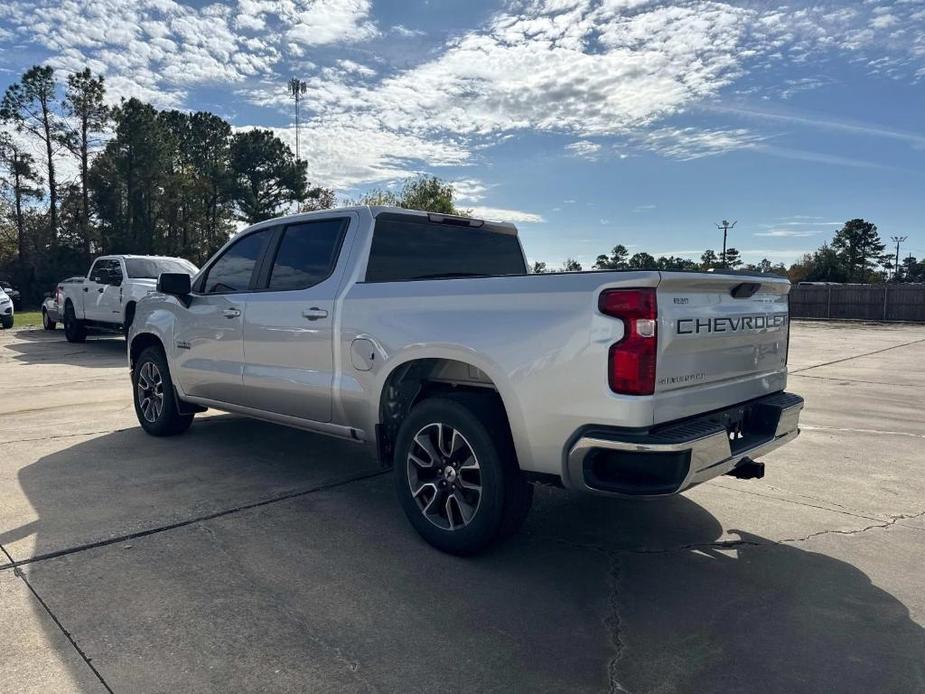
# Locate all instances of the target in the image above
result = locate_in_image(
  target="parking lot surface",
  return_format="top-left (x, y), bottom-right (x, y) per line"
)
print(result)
top-left (1, 321), bottom-right (924, 693)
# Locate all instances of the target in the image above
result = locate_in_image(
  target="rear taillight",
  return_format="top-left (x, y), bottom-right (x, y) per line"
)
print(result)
top-left (599, 288), bottom-right (657, 395)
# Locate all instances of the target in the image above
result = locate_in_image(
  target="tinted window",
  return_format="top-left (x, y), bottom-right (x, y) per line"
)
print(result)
top-left (202, 229), bottom-right (271, 294)
top-left (365, 216), bottom-right (527, 282)
top-left (91, 259), bottom-right (121, 284)
top-left (126, 258), bottom-right (198, 279)
top-left (268, 219), bottom-right (347, 291)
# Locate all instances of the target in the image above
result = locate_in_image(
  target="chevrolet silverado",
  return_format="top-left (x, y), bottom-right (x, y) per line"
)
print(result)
top-left (128, 207), bottom-right (803, 554)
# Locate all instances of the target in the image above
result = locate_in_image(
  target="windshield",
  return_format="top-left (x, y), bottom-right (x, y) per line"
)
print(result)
top-left (125, 258), bottom-right (197, 279)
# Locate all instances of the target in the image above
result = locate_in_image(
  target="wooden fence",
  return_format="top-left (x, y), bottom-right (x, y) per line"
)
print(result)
top-left (790, 284), bottom-right (925, 322)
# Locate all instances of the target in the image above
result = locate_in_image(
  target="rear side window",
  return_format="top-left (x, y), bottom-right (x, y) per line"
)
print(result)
top-left (202, 228), bottom-right (271, 294)
top-left (365, 216), bottom-right (527, 282)
top-left (267, 218), bottom-right (348, 291)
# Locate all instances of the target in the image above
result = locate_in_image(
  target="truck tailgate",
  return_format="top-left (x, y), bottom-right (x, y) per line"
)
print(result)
top-left (654, 272), bottom-right (790, 423)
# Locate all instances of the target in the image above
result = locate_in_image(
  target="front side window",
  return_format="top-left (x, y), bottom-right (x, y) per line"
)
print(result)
top-left (267, 219), bottom-right (348, 291)
top-left (202, 228), bottom-right (271, 294)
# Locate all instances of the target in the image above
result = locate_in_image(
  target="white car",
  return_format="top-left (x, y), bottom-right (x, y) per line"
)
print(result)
top-left (60, 255), bottom-right (197, 341)
top-left (129, 206), bottom-right (803, 554)
top-left (0, 287), bottom-right (13, 329)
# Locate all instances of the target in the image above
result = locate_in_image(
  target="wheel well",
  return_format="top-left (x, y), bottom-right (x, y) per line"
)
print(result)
top-left (377, 358), bottom-right (510, 467)
top-left (130, 333), bottom-right (164, 370)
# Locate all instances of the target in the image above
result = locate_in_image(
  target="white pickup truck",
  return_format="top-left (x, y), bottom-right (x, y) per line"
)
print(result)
top-left (129, 207), bottom-right (803, 554)
top-left (61, 255), bottom-right (197, 341)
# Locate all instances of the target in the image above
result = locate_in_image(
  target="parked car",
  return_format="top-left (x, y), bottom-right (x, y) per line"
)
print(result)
top-left (0, 287), bottom-right (14, 329)
top-left (128, 206), bottom-right (803, 555)
top-left (41, 276), bottom-right (84, 330)
top-left (0, 279), bottom-right (21, 310)
top-left (60, 255), bottom-right (197, 341)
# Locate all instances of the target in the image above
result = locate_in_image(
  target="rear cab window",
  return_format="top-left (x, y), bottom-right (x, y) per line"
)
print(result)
top-left (364, 213), bottom-right (527, 282)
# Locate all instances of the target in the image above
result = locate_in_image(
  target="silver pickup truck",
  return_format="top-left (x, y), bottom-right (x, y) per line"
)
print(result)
top-left (129, 206), bottom-right (803, 554)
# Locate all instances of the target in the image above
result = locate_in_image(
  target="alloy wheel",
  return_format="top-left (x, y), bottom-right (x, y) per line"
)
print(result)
top-left (136, 361), bottom-right (165, 423)
top-left (407, 422), bottom-right (482, 530)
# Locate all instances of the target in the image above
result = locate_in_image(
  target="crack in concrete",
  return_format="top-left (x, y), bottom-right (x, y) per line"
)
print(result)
top-left (778, 510), bottom-right (925, 545)
top-left (0, 543), bottom-right (114, 693)
top-left (0, 469), bottom-right (389, 572)
top-left (789, 336), bottom-right (925, 374)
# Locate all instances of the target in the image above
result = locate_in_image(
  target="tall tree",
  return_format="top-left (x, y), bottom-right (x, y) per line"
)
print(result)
top-left (0, 133), bottom-right (44, 270)
top-left (228, 129), bottom-right (307, 223)
top-left (563, 258), bottom-right (582, 272)
top-left (831, 219), bottom-right (886, 282)
top-left (628, 251), bottom-right (657, 269)
top-left (90, 98), bottom-right (171, 253)
top-left (62, 69), bottom-right (109, 261)
top-left (398, 175), bottom-right (458, 214)
top-left (700, 249), bottom-right (718, 270)
top-left (724, 247), bottom-right (742, 268)
top-left (1, 66), bottom-right (65, 241)
top-left (594, 244), bottom-right (629, 270)
top-left (186, 111), bottom-right (233, 257)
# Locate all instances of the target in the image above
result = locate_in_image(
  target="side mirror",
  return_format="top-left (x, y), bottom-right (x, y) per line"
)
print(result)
top-left (158, 272), bottom-right (191, 297)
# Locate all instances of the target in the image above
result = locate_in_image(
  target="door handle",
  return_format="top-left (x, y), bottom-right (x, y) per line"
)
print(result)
top-left (222, 308), bottom-right (241, 319)
top-left (83, 287), bottom-right (88, 292)
top-left (98, 287), bottom-right (104, 293)
top-left (302, 307), bottom-right (328, 321)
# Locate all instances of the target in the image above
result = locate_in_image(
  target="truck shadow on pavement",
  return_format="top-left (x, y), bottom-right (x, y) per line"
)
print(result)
top-left (2, 417), bottom-right (923, 693)
top-left (3, 329), bottom-right (126, 368)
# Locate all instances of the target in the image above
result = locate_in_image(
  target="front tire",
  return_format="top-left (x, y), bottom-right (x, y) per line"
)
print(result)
top-left (42, 309), bottom-right (56, 330)
top-left (132, 346), bottom-right (194, 436)
top-left (63, 303), bottom-right (86, 343)
top-left (393, 393), bottom-right (532, 555)
top-left (1, 316), bottom-right (12, 330)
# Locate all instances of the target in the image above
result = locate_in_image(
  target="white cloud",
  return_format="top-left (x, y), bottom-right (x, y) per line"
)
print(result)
top-left (639, 127), bottom-right (764, 159)
top-left (451, 179), bottom-right (490, 203)
top-left (238, 123), bottom-right (470, 190)
top-left (565, 140), bottom-right (602, 159)
top-left (468, 206), bottom-right (545, 223)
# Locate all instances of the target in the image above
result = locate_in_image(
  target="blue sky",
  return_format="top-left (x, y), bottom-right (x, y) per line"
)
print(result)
top-left (1, 0), bottom-right (923, 268)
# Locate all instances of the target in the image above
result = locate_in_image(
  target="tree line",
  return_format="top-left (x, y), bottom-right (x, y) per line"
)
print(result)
top-left (533, 219), bottom-right (923, 283)
top-left (0, 65), bottom-right (335, 303)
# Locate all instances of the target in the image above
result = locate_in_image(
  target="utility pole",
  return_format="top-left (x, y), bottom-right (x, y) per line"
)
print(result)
top-left (890, 235), bottom-right (907, 282)
top-left (715, 219), bottom-right (737, 267)
top-left (287, 78), bottom-right (307, 163)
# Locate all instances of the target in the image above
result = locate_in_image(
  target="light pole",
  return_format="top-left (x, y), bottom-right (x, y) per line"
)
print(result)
top-left (890, 235), bottom-right (908, 282)
top-left (715, 219), bottom-right (737, 267)
top-left (287, 78), bottom-right (307, 163)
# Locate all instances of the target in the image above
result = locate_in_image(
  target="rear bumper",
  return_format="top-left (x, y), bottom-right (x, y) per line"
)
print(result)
top-left (564, 391), bottom-right (803, 498)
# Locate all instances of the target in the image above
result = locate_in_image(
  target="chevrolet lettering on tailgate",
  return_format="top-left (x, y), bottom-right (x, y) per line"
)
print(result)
top-left (677, 313), bottom-right (787, 335)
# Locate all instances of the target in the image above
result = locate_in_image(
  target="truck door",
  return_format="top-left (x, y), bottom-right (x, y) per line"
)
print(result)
top-left (98, 259), bottom-right (125, 324)
top-left (174, 227), bottom-right (274, 404)
top-left (240, 215), bottom-right (353, 423)
top-left (85, 259), bottom-right (119, 322)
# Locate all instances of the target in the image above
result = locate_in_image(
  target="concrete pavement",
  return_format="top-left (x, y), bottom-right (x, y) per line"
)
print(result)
top-left (1, 322), bottom-right (923, 693)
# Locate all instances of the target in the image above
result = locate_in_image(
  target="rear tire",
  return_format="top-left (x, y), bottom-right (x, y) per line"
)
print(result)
top-left (63, 303), bottom-right (86, 343)
top-left (42, 309), bottom-right (56, 330)
top-left (393, 392), bottom-right (532, 555)
top-left (132, 346), bottom-right (194, 436)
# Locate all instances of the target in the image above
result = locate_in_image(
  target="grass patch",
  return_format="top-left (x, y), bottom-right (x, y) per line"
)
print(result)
top-left (11, 310), bottom-right (43, 328)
